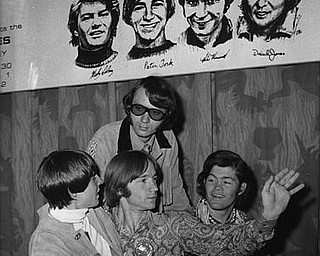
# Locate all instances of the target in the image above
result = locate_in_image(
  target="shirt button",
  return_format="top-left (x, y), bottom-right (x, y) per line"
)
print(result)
top-left (74, 233), bottom-right (81, 240)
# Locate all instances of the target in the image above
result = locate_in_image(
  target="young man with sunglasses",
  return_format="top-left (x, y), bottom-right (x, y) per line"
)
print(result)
top-left (87, 76), bottom-right (190, 212)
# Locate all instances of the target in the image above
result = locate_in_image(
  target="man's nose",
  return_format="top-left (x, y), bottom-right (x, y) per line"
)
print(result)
top-left (195, 2), bottom-right (208, 17)
top-left (144, 6), bottom-right (155, 20)
top-left (150, 181), bottom-right (158, 191)
top-left (214, 183), bottom-right (223, 191)
top-left (92, 15), bottom-right (103, 26)
top-left (256, 0), bottom-right (268, 8)
top-left (140, 112), bottom-right (150, 122)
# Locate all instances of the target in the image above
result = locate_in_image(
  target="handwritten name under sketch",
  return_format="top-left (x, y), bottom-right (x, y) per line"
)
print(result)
top-left (144, 58), bottom-right (174, 70)
top-left (200, 50), bottom-right (230, 63)
top-left (90, 65), bottom-right (114, 79)
top-left (252, 48), bottom-right (285, 61)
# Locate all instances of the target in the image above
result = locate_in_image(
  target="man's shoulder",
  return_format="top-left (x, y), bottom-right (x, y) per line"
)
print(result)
top-left (29, 219), bottom-right (71, 254)
top-left (86, 120), bottom-right (124, 159)
top-left (29, 226), bottom-right (78, 256)
top-left (88, 120), bottom-right (124, 151)
top-left (162, 129), bottom-right (175, 138)
top-left (30, 225), bottom-right (62, 241)
top-left (89, 207), bottom-right (118, 231)
top-left (90, 206), bottom-right (113, 218)
top-left (92, 120), bottom-right (123, 137)
top-left (34, 205), bottom-right (74, 234)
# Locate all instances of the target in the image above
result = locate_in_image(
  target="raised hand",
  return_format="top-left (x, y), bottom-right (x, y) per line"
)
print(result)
top-left (261, 169), bottom-right (305, 220)
top-left (274, 168), bottom-right (305, 195)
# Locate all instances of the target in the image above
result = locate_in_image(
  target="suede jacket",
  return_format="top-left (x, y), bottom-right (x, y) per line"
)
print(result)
top-left (29, 204), bottom-right (123, 256)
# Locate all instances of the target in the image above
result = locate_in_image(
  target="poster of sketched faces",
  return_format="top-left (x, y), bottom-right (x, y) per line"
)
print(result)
top-left (1, 0), bottom-right (320, 92)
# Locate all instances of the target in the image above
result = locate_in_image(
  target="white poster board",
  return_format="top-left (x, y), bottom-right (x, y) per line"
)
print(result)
top-left (1, 0), bottom-right (320, 93)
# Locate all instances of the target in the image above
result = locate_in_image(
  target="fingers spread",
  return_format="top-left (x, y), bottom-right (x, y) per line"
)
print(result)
top-left (289, 183), bottom-right (305, 195)
top-left (284, 172), bottom-right (301, 188)
top-left (275, 168), bottom-right (290, 183)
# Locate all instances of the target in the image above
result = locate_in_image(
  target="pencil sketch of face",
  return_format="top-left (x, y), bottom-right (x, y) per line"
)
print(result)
top-left (183, 0), bottom-right (226, 36)
top-left (131, 0), bottom-right (168, 42)
top-left (245, 0), bottom-right (285, 28)
top-left (77, 1), bottom-right (113, 50)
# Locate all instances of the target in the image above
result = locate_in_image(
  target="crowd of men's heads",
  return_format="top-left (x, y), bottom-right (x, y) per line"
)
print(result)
top-left (36, 74), bottom-right (262, 213)
top-left (37, 147), bottom-right (259, 213)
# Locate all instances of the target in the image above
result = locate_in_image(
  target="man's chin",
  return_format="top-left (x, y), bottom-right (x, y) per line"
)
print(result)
top-left (81, 42), bottom-right (106, 51)
top-left (137, 34), bottom-right (162, 47)
top-left (136, 131), bottom-right (153, 138)
top-left (207, 200), bottom-right (224, 209)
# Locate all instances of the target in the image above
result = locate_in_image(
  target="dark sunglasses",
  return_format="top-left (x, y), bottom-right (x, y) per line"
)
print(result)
top-left (130, 104), bottom-right (167, 121)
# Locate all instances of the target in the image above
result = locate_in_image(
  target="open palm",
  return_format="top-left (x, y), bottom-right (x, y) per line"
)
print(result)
top-left (261, 169), bottom-right (305, 220)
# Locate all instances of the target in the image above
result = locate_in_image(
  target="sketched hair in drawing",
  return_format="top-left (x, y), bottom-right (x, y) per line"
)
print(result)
top-left (238, 0), bottom-right (301, 41)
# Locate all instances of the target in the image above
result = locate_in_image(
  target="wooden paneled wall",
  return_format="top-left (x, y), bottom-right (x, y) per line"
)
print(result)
top-left (0, 63), bottom-right (319, 256)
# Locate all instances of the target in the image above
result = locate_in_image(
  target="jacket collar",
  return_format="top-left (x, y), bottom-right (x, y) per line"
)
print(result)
top-left (39, 204), bottom-right (122, 255)
top-left (117, 116), bottom-right (171, 154)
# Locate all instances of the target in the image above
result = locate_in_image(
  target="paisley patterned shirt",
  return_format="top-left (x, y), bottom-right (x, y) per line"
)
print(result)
top-left (112, 210), bottom-right (276, 256)
top-left (195, 198), bottom-right (251, 225)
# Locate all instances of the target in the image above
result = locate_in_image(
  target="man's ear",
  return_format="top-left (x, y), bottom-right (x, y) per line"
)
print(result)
top-left (238, 183), bottom-right (247, 195)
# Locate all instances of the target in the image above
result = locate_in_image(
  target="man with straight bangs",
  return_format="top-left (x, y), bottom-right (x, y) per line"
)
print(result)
top-left (103, 150), bottom-right (304, 256)
top-left (28, 149), bottom-right (122, 256)
top-left (67, 0), bottom-right (120, 68)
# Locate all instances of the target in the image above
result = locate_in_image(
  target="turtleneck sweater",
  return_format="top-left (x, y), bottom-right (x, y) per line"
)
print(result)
top-left (75, 43), bottom-right (118, 68)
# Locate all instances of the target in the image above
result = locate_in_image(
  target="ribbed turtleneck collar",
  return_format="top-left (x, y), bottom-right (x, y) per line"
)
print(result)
top-left (75, 43), bottom-right (118, 68)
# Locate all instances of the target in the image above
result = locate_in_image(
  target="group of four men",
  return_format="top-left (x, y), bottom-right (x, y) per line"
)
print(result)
top-left (67, 0), bottom-right (301, 66)
top-left (29, 75), bottom-right (304, 256)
